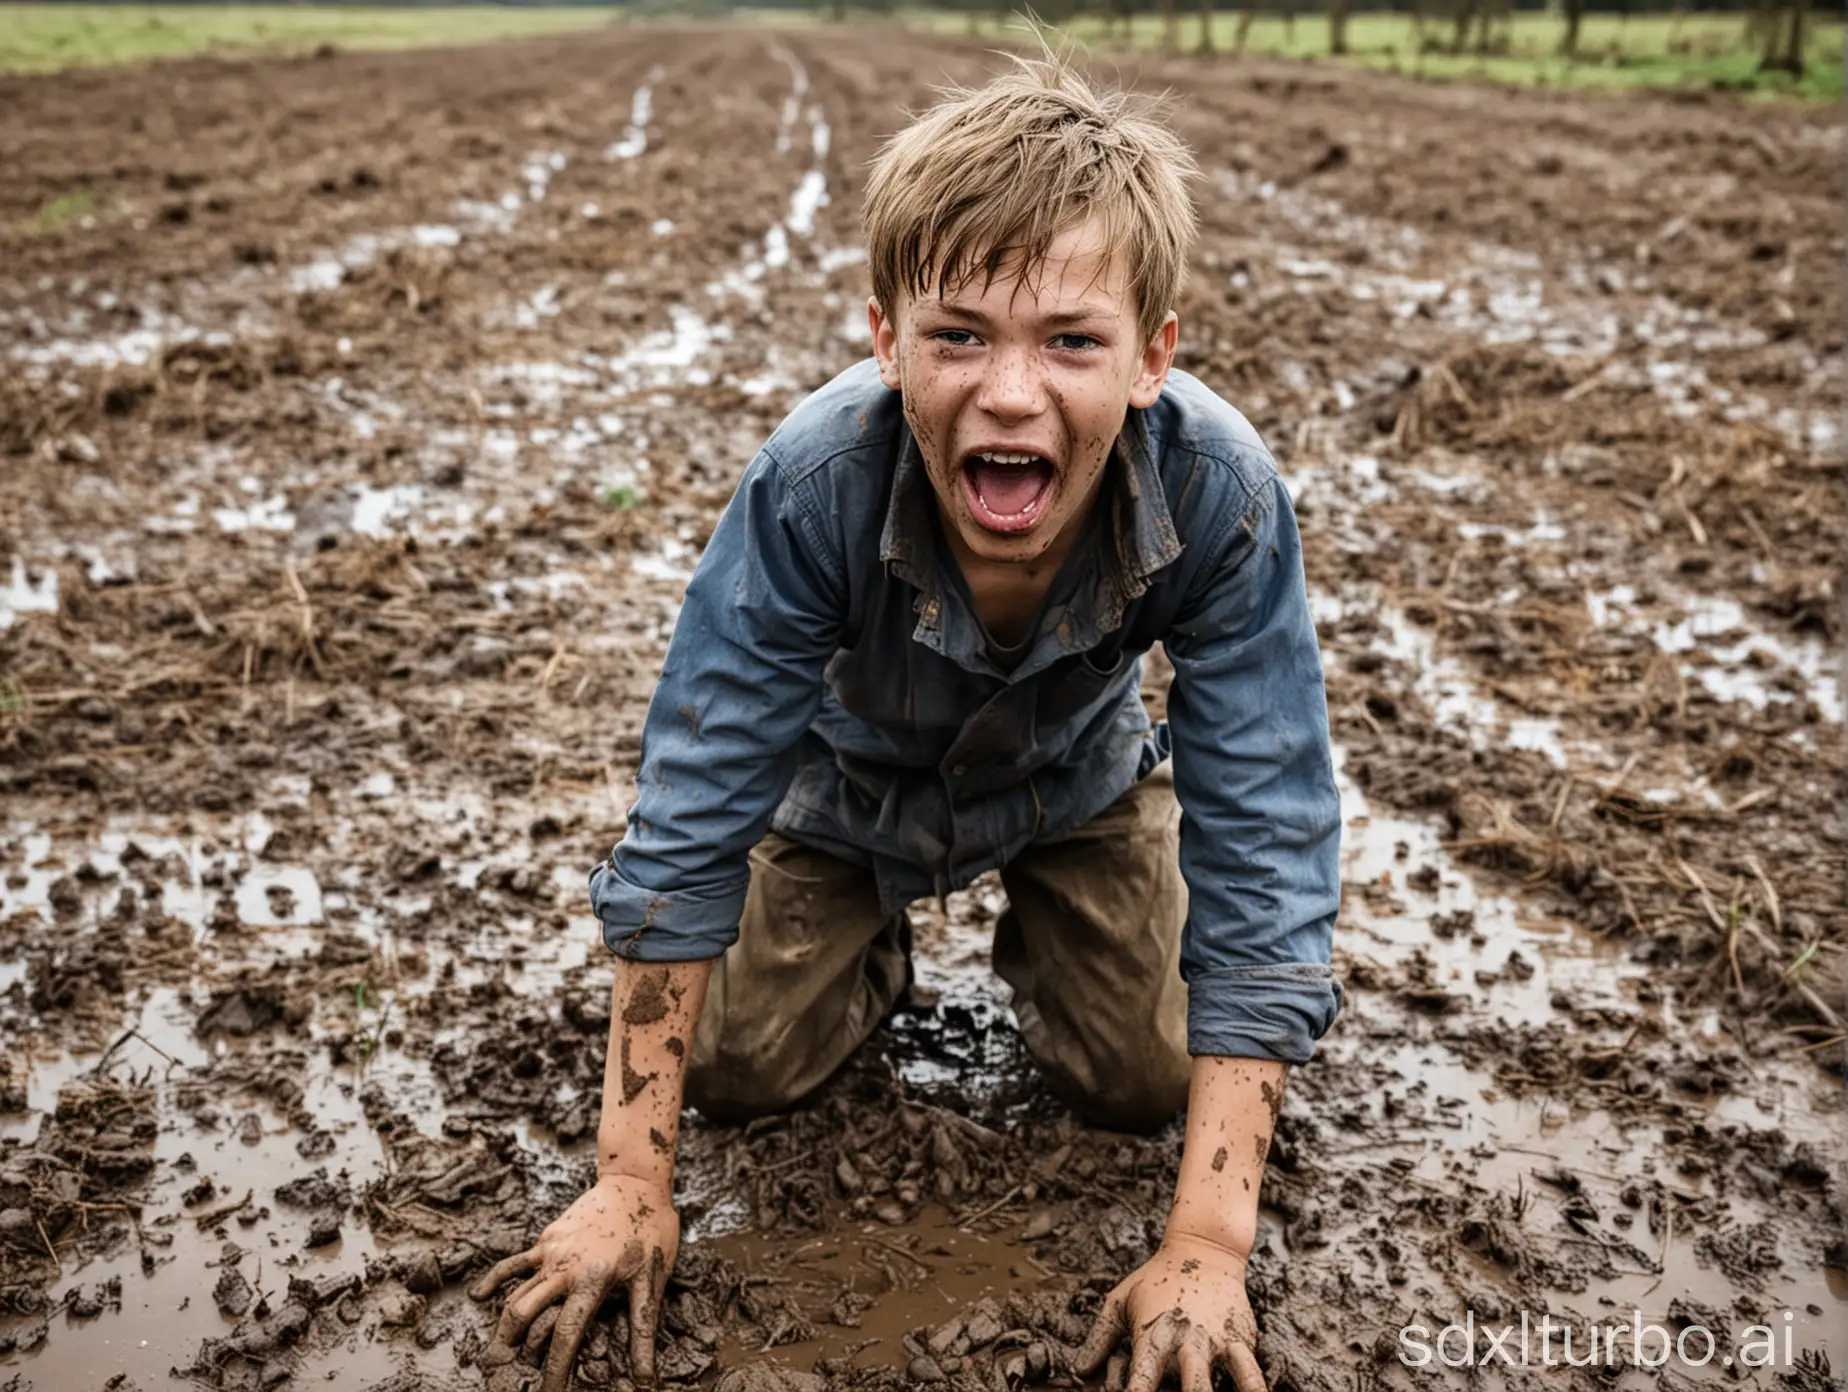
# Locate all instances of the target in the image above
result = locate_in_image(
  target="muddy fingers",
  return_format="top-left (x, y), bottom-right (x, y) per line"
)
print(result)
top-left (467, 1247), bottom-right (540, 1302)
top-left (1219, 1334), bottom-right (1266, 1392)
top-left (521, 1305), bottom-right (563, 1364)
top-left (1124, 1329), bottom-right (1168, 1392)
top-left (1103, 1349), bottom-right (1130, 1392)
top-left (627, 1248), bottom-right (667, 1383)
top-left (541, 1274), bottom-right (614, 1392)
top-left (1125, 1310), bottom-right (1202, 1392)
top-left (1178, 1340), bottom-right (1214, 1392)
top-left (1073, 1289), bottom-right (1128, 1376)
top-left (492, 1270), bottom-right (571, 1352)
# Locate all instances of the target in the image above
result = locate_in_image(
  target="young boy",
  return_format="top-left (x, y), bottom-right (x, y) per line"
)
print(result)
top-left (470, 54), bottom-right (1340, 1392)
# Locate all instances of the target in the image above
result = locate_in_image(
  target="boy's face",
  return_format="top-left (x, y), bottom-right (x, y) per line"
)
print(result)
top-left (869, 216), bottom-right (1178, 567)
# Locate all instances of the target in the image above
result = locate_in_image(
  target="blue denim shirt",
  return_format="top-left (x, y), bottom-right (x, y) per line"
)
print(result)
top-left (590, 359), bottom-right (1342, 1063)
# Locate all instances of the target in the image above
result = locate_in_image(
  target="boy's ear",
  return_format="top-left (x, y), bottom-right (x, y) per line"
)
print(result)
top-left (1128, 312), bottom-right (1179, 410)
top-left (869, 298), bottom-right (902, 391)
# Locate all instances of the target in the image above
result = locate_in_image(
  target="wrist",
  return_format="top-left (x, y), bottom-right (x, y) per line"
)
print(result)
top-left (594, 1159), bottom-right (674, 1193)
top-left (595, 1124), bottom-right (677, 1189)
top-left (1165, 1195), bottom-right (1257, 1261)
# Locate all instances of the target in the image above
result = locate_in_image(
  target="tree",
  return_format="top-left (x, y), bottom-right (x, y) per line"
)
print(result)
top-left (1474, 0), bottom-right (1509, 56)
top-left (1232, 2), bottom-right (1258, 54)
top-left (1196, 0), bottom-right (1214, 53)
top-left (1450, 0), bottom-right (1476, 55)
top-left (1758, 0), bottom-right (1806, 75)
top-left (1559, 0), bottom-right (1585, 57)
top-left (1329, 0), bottom-right (1351, 54)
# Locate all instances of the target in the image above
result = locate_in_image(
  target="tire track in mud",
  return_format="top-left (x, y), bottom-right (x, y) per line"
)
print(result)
top-left (1, 27), bottom-right (1842, 1391)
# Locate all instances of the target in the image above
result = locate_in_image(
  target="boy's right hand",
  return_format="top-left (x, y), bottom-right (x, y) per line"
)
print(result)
top-left (469, 1172), bottom-right (680, 1391)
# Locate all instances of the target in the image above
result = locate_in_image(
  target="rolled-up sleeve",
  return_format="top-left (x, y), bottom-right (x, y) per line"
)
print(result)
top-left (1164, 468), bottom-right (1342, 1062)
top-left (590, 447), bottom-right (844, 960)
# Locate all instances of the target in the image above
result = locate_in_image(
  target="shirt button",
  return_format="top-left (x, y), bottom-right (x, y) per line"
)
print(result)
top-left (951, 765), bottom-right (966, 777)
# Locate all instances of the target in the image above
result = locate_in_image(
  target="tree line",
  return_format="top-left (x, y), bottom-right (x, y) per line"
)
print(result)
top-left (896, 0), bottom-right (1826, 74)
top-left (26, 0), bottom-right (1826, 76)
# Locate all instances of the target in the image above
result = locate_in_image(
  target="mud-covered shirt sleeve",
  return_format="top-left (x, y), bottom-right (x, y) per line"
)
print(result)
top-left (589, 446), bottom-right (844, 960)
top-left (1163, 469), bottom-right (1342, 1063)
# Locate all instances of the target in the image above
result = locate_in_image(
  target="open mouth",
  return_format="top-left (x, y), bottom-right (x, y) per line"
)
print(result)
top-left (961, 451), bottom-right (1056, 536)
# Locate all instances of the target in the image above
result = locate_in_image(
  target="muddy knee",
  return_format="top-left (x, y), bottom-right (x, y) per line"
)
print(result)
top-left (1020, 1027), bottom-right (1190, 1131)
top-left (1012, 986), bottom-right (1190, 1133)
top-left (1065, 1063), bottom-right (1190, 1133)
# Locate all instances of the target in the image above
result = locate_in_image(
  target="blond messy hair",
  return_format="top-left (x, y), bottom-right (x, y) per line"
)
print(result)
top-left (862, 50), bottom-right (1198, 346)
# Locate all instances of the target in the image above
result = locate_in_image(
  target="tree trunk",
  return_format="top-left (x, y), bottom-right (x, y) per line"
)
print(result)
top-left (1473, 0), bottom-right (1500, 56)
top-left (1161, 0), bottom-right (1180, 53)
top-left (1232, 4), bottom-right (1257, 54)
top-left (1450, 0), bottom-right (1474, 56)
top-left (1282, 0), bottom-right (1296, 46)
top-left (1760, 2), bottom-right (1806, 74)
top-left (1329, 0), bottom-right (1350, 54)
top-left (1559, 0), bottom-right (1583, 58)
top-left (1196, 0), bottom-right (1214, 53)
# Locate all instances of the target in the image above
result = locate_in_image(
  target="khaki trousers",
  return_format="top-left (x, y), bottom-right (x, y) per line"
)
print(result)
top-left (686, 767), bottom-right (1191, 1132)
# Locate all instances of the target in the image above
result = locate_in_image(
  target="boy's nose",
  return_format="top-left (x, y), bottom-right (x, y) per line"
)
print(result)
top-left (975, 349), bottom-right (1046, 420)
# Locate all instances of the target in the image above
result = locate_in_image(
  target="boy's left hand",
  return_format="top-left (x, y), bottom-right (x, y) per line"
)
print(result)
top-left (1072, 1230), bottom-right (1265, 1392)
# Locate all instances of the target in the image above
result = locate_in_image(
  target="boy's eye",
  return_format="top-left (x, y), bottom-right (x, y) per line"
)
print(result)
top-left (930, 329), bottom-right (979, 346)
top-left (1053, 333), bottom-right (1102, 351)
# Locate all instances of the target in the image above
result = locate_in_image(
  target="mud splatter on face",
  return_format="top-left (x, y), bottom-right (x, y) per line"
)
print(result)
top-left (1210, 1146), bottom-right (1228, 1173)
top-left (620, 1036), bottom-right (656, 1104)
top-left (1253, 1133), bottom-right (1269, 1166)
top-left (649, 1126), bottom-right (671, 1154)
top-left (664, 1035), bottom-right (685, 1059)
top-left (622, 969), bottom-right (671, 1026)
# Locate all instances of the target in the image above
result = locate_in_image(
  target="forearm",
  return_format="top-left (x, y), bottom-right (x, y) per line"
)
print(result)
top-left (595, 958), bottom-right (712, 1188)
top-left (1167, 1055), bottom-right (1289, 1258)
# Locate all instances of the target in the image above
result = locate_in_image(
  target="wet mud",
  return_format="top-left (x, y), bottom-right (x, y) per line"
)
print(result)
top-left (1, 24), bottom-right (1843, 1392)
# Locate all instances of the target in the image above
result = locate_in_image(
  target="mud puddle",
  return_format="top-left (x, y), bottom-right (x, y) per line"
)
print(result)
top-left (0, 988), bottom-right (406, 1384)
top-left (712, 1210), bottom-right (1035, 1377)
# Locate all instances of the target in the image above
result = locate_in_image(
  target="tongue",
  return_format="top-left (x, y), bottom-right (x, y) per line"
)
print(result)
top-left (971, 460), bottom-right (1048, 515)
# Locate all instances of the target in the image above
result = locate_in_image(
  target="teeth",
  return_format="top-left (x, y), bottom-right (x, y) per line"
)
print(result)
top-left (976, 451), bottom-right (1038, 466)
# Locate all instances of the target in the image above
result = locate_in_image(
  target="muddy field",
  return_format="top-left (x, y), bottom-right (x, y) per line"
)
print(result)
top-left (1, 24), bottom-right (1844, 1392)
